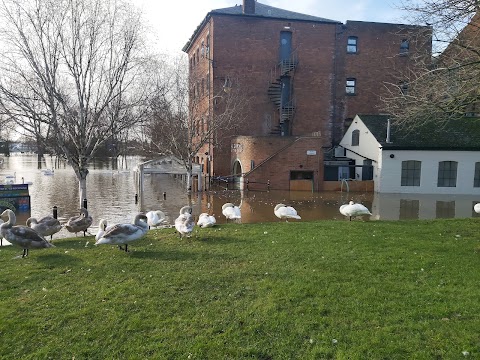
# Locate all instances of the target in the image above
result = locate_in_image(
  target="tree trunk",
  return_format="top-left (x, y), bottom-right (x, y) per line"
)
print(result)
top-left (74, 167), bottom-right (89, 208)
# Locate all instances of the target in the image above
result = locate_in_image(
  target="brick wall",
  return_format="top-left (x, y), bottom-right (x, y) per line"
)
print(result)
top-left (334, 21), bottom-right (432, 141)
top-left (231, 135), bottom-right (324, 190)
top-left (185, 10), bottom-right (431, 182)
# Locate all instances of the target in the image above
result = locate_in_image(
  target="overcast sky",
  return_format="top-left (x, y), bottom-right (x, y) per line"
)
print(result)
top-left (133, 0), bottom-right (411, 55)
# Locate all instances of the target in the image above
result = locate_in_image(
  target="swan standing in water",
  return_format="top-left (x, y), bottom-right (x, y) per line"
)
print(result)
top-left (0, 209), bottom-right (55, 257)
top-left (175, 206), bottom-right (195, 238)
top-left (222, 203), bottom-right (241, 222)
top-left (339, 201), bottom-right (372, 221)
top-left (65, 208), bottom-right (93, 236)
top-left (274, 204), bottom-right (301, 222)
top-left (26, 216), bottom-right (62, 240)
top-left (197, 213), bottom-right (216, 228)
top-left (146, 210), bottom-right (166, 229)
top-left (95, 214), bottom-right (148, 252)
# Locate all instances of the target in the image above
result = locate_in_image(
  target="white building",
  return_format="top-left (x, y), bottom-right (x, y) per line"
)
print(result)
top-left (339, 114), bottom-right (480, 195)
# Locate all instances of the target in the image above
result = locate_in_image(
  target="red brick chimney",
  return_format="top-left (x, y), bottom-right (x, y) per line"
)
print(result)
top-left (243, 0), bottom-right (255, 14)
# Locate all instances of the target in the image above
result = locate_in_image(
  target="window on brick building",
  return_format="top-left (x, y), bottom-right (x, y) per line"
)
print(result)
top-left (196, 48), bottom-right (200, 63)
top-left (347, 36), bottom-right (358, 53)
top-left (346, 78), bottom-right (356, 94)
top-left (400, 81), bottom-right (409, 95)
top-left (201, 79), bottom-right (205, 97)
top-left (351, 129), bottom-right (359, 146)
top-left (400, 39), bottom-right (409, 55)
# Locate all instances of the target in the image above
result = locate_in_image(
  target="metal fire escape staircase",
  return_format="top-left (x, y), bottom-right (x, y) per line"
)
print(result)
top-left (267, 51), bottom-right (298, 136)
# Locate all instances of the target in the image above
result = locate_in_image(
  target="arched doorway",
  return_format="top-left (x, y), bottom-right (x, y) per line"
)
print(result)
top-left (232, 160), bottom-right (242, 189)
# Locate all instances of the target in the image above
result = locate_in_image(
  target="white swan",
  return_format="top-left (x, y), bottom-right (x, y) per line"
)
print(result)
top-left (339, 201), bottom-right (372, 221)
top-left (0, 218), bottom-right (7, 246)
top-left (0, 209), bottom-right (54, 257)
top-left (146, 210), bottom-right (166, 229)
top-left (197, 213), bottom-right (216, 228)
top-left (274, 204), bottom-right (301, 221)
top-left (26, 216), bottom-right (62, 240)
top-left (222, 203), bottom-right (241, 221)
top-left (175, 206), bottom-right (195, 238)
top-left (474, 203), bottom-right (480, 214)
top-left (65, 208), bottom-right (93, 236)
top-left (95, 213), bottom-right (148, 252)
top-left (95, 219), bottom-right (110, 242)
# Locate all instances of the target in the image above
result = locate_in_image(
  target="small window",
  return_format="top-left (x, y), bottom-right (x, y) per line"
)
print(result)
top-left (347, 36), bottom-right (358, 53)
top-left (346, 78), bottom-right (356, 95)
top-left (201, 79), bottom-right (205, 97)
top-left (401, 160), bottom-right (421, 186)
top-left (400, 39), bottom-right (409, 55)
top-left (438, 161), bottom-right (457, 187)
top-left (351, 129), bottom-right (359, 146)
top-left (400, 82), bottom-right (409, 95)
top-left (474, 162), bottom-right (480, 187)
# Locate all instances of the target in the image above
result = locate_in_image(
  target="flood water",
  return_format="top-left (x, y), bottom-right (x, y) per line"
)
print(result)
top-left (1, 154), bottom-right (480, 239)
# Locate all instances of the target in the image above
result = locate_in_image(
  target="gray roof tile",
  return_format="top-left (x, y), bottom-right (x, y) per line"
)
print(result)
top-left (212, 2), bottom-right (340, 23)
top-left (358, 114), bottom-right (480, 150)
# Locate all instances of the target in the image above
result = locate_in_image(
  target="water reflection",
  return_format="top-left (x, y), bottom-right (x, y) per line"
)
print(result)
top-left (1, 154), bottom-right (479, 240)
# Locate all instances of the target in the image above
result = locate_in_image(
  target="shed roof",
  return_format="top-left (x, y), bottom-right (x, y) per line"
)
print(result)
top-left (357, 114), bottom-right (480, 150)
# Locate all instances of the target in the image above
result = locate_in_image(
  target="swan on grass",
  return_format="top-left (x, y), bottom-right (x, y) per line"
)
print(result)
top-left (95, 214), bottom-right (148, 252)
top-left (146, 210), bottom-right (166, 229)
top-left (474, 203), bottom-right (480, 214)
top-left (95, 219), bottom-right (113, 242)
top-left (222, 203), bottom-right (241, 221)
top-left (274, 204), bottom-right (301, 222)
top-left (26, 216), bottom-right (62, 240)
top-left (65, 208), bottom-right (93, 236)
top-left (0, 209), bottom-right (54, 257)
top-left (175, 206), bottom-right (195, 238)
top-left (0, 218), bottom-right (9, 246)
top-left (339, 201), bottom-right (372, 221)
top-left (197, 213), bottom-right (216, 228)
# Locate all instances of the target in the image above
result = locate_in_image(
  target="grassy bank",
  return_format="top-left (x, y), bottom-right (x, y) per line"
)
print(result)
top-left (1, 219), bottom-right (480, 359)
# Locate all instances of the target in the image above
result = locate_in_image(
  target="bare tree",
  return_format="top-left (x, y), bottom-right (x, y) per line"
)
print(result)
top-left (145, 56), bottom-right (250, 191)
top-left (383, 1), bottom-right (480, 127)
top-left (0, 0), bottom-right (152, 206)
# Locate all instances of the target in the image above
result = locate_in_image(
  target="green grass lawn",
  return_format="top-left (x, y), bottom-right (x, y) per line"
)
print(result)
top-left (1, 219), bottom-right (480, 359)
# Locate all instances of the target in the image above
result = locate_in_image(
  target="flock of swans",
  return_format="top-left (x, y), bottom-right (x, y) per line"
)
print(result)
top-left (11, 197), bottom-right (474, 258)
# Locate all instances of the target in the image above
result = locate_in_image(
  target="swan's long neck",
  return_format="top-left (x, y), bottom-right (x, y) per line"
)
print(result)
top-left (4, 211), bottom-right (16, 227)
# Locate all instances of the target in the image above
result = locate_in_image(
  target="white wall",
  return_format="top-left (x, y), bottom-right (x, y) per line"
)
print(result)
top-left (379, 150), bottom-right (480, 195)
top-left (339, 115), bottom-right (381, 182)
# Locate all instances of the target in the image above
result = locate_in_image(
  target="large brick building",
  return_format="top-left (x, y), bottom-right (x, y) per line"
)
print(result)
top-left (183, 0), bottom-right (431, 191)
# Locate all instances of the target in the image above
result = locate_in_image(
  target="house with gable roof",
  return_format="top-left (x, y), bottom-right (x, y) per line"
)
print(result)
top-left (338, 114), bottom-right (480, 194)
